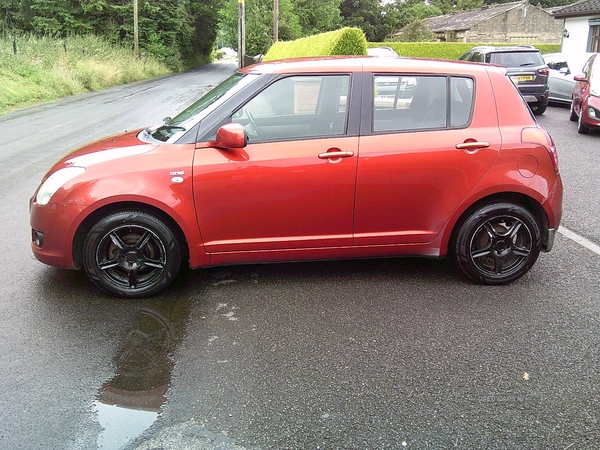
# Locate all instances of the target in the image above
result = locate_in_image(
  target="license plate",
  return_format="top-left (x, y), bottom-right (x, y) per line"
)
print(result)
top-left (511, 75), bottom-right (534, 82)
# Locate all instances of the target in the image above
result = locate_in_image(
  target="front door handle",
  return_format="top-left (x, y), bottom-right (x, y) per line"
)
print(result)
top-left (318, 151), bottom-right (354, 159)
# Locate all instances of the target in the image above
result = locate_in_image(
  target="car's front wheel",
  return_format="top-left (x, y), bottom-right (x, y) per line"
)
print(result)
top-left (569, 99), bottom-right (578, 121)
top-left (83, 210), bottom-right (181, 298)
top-left (453, 203), bottom-right (542, 285)
top-left (577, 107), bottom-right (590, 134)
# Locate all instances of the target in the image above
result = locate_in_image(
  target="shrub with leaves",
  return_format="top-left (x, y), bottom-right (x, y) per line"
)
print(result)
top-left (263, 27), bottom-right (367, 61)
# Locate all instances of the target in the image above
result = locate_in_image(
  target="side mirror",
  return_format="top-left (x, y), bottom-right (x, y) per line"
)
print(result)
top-left (573, 73), bottom-right (588, 82)
top-left (215, 123), bottom-right (247, 148)
top-left (558, 67), bottom-right (570, 75)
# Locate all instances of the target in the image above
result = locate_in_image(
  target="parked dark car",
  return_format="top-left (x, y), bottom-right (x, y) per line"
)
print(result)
top-left (30, 57), bottom-right (563, 298)
top-left (460, 46), bottom-right (550, 115)
top-left (570, 53), bottom-right (600, 134)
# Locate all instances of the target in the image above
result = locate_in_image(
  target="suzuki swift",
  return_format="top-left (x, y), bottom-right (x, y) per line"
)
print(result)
top-left (30, 57), bottom-right (563, 298)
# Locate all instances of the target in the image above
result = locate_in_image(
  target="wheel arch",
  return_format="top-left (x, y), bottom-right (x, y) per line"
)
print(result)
top-left (73, 201), bottom-right (190, 269)
top-left (446, 192), bottom-right (548, 256)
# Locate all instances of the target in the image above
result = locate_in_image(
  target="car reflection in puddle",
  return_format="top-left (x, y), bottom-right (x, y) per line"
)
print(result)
top-left (92, 305), bottom-right (181, 449)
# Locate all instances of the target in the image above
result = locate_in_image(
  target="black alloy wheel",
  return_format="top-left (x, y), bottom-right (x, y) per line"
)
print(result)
top-left (83, 210), bottom-right (181, 298)
top-left (454, 203), bottom-right (542, 285)
top-left (577, 108), bottom-right (590, 134)
top-left (569, 100), bottom-right (578, 121)
top-left (530, 102), bottom-right (547, 115)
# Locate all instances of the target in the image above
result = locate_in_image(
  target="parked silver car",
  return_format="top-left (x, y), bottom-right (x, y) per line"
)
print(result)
top-left (543, 52), bottom-right (595, 104)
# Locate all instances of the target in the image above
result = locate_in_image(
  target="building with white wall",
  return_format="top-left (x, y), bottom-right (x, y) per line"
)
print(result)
top-left (553, 0), bottom-right (600, 54)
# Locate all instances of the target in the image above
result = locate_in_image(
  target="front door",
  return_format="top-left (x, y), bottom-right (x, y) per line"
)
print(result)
top-left (193, 74), bottom-right (358, 254)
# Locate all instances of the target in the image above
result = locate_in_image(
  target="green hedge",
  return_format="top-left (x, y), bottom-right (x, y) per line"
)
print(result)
top-left (263, 32), bottom-right (560, 62)
top-left (263, 27), bottom-right (367, 61)
top-left (368, 42), bottom-right (561, 60)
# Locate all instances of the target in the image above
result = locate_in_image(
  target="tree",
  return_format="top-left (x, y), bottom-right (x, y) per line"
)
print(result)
top-left (340, 0), bottom-right (386, 41)
top-left (373, 0), bottom-right (442, 40)
top-left (219, 0), bottom-right (301, 56)
top-left (28, 0), bottom-right (91, 35)
top-left (431, 0), bottom-right (483, 14)
top-left (395, 18), bottom-right (435, 42)
top-left (1, 0), bottom-right (225, 69)
top-left (293, 0), bottom-right (342, 36)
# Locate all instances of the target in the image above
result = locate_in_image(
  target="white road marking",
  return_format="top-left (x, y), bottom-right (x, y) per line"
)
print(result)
top-left (558, 226), bottom-right (600, 256)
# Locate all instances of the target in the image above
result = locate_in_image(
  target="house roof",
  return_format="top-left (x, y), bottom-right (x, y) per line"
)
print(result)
top-left (423, 0), bottom-right (534, 33)
top-left (552, 0), bottom-right (600, 18)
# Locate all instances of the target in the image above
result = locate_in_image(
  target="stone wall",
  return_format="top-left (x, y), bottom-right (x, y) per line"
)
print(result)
top-left (465, 5), bottom-right (562, 44)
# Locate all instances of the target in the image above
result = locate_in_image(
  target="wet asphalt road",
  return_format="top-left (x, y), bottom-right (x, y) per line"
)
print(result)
top-left (0, 62), bottom-right (599, 449)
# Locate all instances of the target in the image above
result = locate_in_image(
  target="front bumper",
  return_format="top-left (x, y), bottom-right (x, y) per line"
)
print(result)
top-left (30, 199), bottom-right (86, 269)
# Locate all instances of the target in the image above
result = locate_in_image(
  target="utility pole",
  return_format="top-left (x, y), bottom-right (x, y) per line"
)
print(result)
top-left (273, 0), bottom-right (279, 43)
top-left (133, 0), bottom-right (139, 57)
top-left (238, 0), bottom-right (246, 68)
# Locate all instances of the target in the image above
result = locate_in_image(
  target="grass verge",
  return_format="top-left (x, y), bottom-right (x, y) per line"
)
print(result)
top-left (0, 34), bottom-right (171, 115)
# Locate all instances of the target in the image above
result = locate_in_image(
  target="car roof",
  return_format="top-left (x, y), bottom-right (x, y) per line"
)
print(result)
top-left (543, 52), bottom-right (596, 72)
top-left (469, 45), bottom-right (539, 53)
top-left (241, 56), bottom-right (504, 76)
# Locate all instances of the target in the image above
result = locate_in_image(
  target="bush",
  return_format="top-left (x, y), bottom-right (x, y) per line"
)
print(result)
top-left (263, 27), bottom-right (367, 61)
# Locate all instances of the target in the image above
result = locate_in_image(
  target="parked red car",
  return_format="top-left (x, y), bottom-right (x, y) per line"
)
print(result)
top-left (30, 57), bottom-right (563, 297)
top-left (570, 52), bottom-right (600, 133)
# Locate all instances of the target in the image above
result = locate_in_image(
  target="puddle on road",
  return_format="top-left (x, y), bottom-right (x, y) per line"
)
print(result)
top-left (91, 301), bottom-right (189, 449)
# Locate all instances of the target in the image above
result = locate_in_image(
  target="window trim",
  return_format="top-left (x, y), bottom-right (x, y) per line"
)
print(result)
top-left (227, 73), bottom-right (358, 144)
top-left (366, 73), bottom-right (476, 135)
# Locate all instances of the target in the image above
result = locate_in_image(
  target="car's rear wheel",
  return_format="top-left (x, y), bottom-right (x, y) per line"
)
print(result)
top-left (453, 203), bottom-right (541, 285)
top-left (83, 210), bottom-right (181, 298)
top-left (577, 108), bottom-right (590, 134)
top-left (530, 102), bottom-right (546, 115)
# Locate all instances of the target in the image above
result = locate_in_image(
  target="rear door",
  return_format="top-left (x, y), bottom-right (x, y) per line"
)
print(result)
top-left (354, 71), bottom-right (502, 246)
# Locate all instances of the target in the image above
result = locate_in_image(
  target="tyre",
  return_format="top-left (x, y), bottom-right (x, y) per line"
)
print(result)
top-left (569, 100), bottom-right (578, 122)
top-left (83, 210), bottom-right (181, 298)
top-left (577, 108), bottom-right (589, 134)
top-left (530, 102), bottom-right (546, 116)
top-left (453, 203), bottom-right (542, 285)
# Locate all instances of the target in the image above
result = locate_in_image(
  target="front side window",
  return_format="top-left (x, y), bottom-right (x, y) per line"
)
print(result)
top-left (373, 75), bottom-right (474, 133)
top-left (465, 51), bottom-right (483, 62)
top-left (231, 75), bottom-right (349, 142)
top-left (588, 55), bottom-right (599, 86)
top-left (150, 72), bottom-right (259, 142)
top-left (546, 59), bottom-right (568, 71)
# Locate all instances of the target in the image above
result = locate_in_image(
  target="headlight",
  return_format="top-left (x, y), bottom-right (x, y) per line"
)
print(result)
top-left (35, 167), bottom-right (86, 205)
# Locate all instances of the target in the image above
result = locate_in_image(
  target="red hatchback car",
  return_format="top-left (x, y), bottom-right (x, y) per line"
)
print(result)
top-left (30, 57), bottom-right (563, 297)
top-left (570, 52), bottom-right (600, 133)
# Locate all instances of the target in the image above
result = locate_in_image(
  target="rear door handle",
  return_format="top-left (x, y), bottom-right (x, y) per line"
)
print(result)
top-left (318, 151), bottom-right (354, 159)
top-left (455, 141), bottom-right (490, 150)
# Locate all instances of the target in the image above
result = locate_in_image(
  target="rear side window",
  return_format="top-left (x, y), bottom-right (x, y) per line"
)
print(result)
top-left (373, 75), bottom-right (474, 132)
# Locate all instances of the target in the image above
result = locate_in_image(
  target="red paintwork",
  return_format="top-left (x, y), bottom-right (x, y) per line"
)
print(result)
top-left (30, 57), bottom-right (563, 273)
top-left (572, 53), bottom-right (600, 131)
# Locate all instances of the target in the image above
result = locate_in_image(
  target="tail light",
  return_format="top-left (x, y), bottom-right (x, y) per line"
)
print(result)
top-left (521, 127), bottom-right (559, 174)
top-left (538, 67), bottom-right (550, 76)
